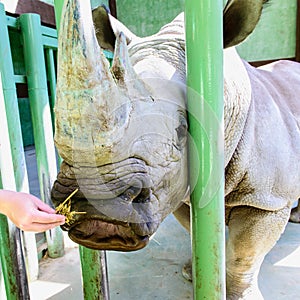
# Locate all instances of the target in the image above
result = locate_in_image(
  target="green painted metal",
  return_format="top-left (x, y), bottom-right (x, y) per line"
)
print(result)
top-left (185, 0), bottom-right (225, 299)
top-left (79, 247), bottom-right (110, 300)
top-left (1, 3), bottom-right (40, 286)
top-left (0, 3), bottom-right (31, 298)
top-left (19, 13), bottom-right (64, 258)
top-left (0, 9), bottom-right (28, 193)
top-left (53, 0), bottom-right (64, 33)
top-left (3, 7), bottom-right (58, 148)
top-left (0, 82), bottom-right (30, 299)
top-left (0, 216), bottom-right (29, 300)
top-left (45, 48), bottom-right (57, 129)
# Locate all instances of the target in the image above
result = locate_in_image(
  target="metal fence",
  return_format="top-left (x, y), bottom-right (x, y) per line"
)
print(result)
top-left (0, 3), bottom-right (64, 299)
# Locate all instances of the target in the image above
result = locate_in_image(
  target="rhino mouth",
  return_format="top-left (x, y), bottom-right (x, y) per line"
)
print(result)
top-left (51, 159), bottom-right (160, 251)
top-left (52, 191), bottom-right (159, 251)
top-left (67, 219), bottom-right (150, 251)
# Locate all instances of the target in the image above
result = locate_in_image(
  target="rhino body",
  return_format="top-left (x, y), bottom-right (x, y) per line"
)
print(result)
top-left (51, 0), bottom-right (300, 298)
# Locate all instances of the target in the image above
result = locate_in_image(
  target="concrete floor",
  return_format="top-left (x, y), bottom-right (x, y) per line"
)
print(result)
top-left (30, 215), bottom-right (193, 300)
top-left (23, 147), bottom-right (300, 299)
top-left (28, 219), bottom-right (300, 300)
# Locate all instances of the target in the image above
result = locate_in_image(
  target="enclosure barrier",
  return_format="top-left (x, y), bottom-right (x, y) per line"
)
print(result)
top-left (19, 12), bottom-right (64, 259)
top-left (185, 0), bottom-right (225, 299)
top-left (0, 3), bottom-right (64, 299)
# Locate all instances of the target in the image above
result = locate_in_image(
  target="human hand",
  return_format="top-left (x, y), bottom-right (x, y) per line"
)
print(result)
top-left (0, 190), bottom-right (65, 232)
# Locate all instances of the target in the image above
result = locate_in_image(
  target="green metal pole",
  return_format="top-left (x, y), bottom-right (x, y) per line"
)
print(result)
top-left (79, 247), bottom-right (110, 300)
top-left (0, 2), bottom-right (39, 285)
top-left (54, 0), bottom-right (64, 33)
top-left (19, 13), bottom-right (64, 258)
top-left (185, 0), bottom-right (225, 299)
top-left (0, 3), bottom-right (31, 298)
top-left (45, 48), bottom-right (62, 166)
top-left (45, 48), bottom-right (57, 130)
top-left (0, 76), bottom-right (30, 300)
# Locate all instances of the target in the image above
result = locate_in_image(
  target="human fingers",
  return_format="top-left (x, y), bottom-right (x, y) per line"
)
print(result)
top-left (31, 210), bottom-right (65, 224)
top-left (31, 196), bottom-right (57, 214)
top-left (19, 220), bottom-right (65, 232)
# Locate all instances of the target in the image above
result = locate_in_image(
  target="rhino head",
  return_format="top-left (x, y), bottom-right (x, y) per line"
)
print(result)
top-left (51, 0), bottom-right (266, 251)
top-left (51, 0), bottom-right (188, 251)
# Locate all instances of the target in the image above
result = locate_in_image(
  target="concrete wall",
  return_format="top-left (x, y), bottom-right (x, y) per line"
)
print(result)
top-left (117, 0), bottom-right (184, 37)
top-left (236, 0), bottom-right (297, 61)
top-left (2, 0), bottom-right (297, 61)
top-left (116, 0), bottom-right (297, 62)
top-left (13, 0), bottom-right (297, 61)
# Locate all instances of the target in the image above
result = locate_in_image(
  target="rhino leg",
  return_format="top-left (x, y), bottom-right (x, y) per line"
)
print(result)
top-left (173, 202), bottom-right (190, 232)
top-left (226, 205), bottom-right (290, 300)
top-left (289, 199), bottom-right (300, 223)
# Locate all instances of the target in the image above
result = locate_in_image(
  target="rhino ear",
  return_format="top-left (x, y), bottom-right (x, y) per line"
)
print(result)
top-left (92, 6), bottom-right (137, 52)
top-left (223, 0), bottom-right (267, 48)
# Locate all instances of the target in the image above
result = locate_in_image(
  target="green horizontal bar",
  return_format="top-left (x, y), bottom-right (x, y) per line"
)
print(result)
top-left (13, 75), bottom-right (27, 84)
top-left (6, 16), bottom-right (18, 28)
top-left (41, 26), bottom-right (57, 39)
top-left (42, 36), bottom-right (58, 48)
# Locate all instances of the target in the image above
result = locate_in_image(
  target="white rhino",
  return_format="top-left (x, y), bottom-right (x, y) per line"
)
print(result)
top-left (51, 0), bottom-right (300, 299)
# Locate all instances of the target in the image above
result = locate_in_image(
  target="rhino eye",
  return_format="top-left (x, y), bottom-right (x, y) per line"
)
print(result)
top-left (175, 115), bottom-right (188, 150)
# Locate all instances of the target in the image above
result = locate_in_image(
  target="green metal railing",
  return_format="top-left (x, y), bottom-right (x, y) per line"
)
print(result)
top-left (0, 71), bottom-right (30, 299)
top-left (186, 0), bottom-right (225, 299)
top-left (0, 3), bottom-right (64, 298)
top-left (19, 13), bottom-right (64, 259)
top-left (0, 4), bottom-right (33, 298)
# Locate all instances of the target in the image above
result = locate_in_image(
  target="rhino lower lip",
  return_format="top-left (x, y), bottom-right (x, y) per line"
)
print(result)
top-left (67, 219), bottom-right (150, 251)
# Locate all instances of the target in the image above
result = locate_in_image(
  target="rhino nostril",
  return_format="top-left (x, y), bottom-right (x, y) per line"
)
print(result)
top-left (132, 188), bottom-right (151, 204)
top-left (120, 186), bottom-right (150, 203)
top-left (121, 186), bottom-right (142, 202)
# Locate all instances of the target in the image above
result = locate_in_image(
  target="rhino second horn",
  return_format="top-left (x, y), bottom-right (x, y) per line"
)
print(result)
top-left (54, 0), bottom-right (129, 166)
top-left (111, 32), bottom-right (137, 84)
top-left (111, 32), bottom-right (151, 98)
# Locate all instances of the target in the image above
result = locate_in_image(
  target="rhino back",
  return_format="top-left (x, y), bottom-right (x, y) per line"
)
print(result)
top-left (226, 60), bottom-right (300, 211)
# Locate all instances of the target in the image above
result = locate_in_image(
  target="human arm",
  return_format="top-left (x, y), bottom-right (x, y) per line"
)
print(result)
top-left (0, 190), bottom-right (65, 232)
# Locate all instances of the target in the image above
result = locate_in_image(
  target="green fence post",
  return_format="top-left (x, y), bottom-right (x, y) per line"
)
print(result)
top-left (0, 72), bottom-right (30, 300)
top-left (79, 247), bottom-right (110, 300)
top-left (54, 0), bottom-right (64, 33)
top-left (0, 5), bottom-right (39, 286)
top-left (45, 48), bottom-right (57, 130)
top-left (185, 0), bottom-right (225, 299)
top-left (19, 13), bottom-right (64, 258)
top-left (0, 3), bottom-right (37, 298)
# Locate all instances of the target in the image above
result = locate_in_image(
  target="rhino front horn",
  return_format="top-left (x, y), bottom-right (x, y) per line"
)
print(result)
top-left (54, 0), bottom-right (130, 166)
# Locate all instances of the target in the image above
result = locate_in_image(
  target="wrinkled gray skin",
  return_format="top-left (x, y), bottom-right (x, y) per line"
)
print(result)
top-left (51, 0), bottom-right (300, 299)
